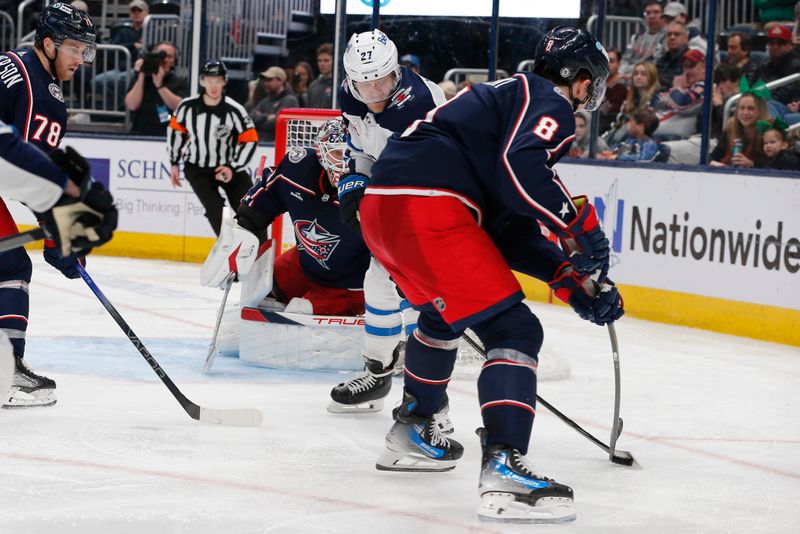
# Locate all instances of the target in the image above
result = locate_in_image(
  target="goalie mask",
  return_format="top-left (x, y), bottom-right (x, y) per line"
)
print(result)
top-left (343, 30), bottom-right (401, 104)
top-left (315, 118), bottom-right (348, 186)
top-left (531, 26), bottom-right (609, 112)
top-left (36, 2), bottom-right (97, 64)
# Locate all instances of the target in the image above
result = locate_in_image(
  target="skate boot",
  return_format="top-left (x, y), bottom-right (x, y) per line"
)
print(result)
top-left (3, 355), bottom-right (57, 409)
top-left (476, 428), bottom-right (575, 523)
top-left (327, 355), bottom-right (396, 414)
top-left (392, 391), bottom-right (454, 434)
top-left (376, 390), bottom-right (463, 472)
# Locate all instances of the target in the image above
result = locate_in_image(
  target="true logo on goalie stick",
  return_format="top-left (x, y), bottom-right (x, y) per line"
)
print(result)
top-left (294, 219), bottom-right (341, 270)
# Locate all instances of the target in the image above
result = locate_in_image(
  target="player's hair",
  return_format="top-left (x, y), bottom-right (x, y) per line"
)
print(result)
top-left (316, 43), bottom-right (334, 57)
top-left (630, 108), bottom-right (659, 136)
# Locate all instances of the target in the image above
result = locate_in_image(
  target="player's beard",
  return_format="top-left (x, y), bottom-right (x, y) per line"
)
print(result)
top-left (55, 59), bottom-right (79, 82)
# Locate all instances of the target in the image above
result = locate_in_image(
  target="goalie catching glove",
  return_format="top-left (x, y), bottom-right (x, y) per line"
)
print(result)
top-left (556, 196), bottom-right (610, 281)
top-left (548, 262), bottom-right (624, 326)
top-left (38, 146), bottom-right (118, 259)
top-left (337, 172), bottom-right (368, 235)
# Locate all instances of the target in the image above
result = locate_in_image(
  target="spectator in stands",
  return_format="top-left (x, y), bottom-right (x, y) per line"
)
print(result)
top-left (724, 32), bottom-right (759, 80)
top-left (710, 64), bottom-right (743, 138)
top-left (599, 48), bottom-right (628, 132)
top-left (662, 2), bottom-right (703, 41)
top-left (568, 111), bottom-right (609, 158)
top-left (249, 66), bottom-right (299, 142)
top-left (709, 93), bottom-right (769, 167)
top-left (656, 22), bottom-right (690, 88)
top-left (760, 119), bottom-right (800, 169)
top-left (93, 0), bottom-right (149, 110)
top-left (598, 108), bottom-right (661, 162)
top-left (754, 25), bottom-right (800, 124)
top-left (619, 1), bottom-right (666, 78)
top-left (125, 41), bottom-right (188, 136)
top-left (605, 61), bottom-right (660, 144)
top-left (653, 48), bottom-right (706, 140)
top-left (291, 61), bottom-right (313, 107)
top-left (438, 80), bottom-right (457, 100)
top-left (400, 54), bottom-right (421, 75)
top-left (794, 1), bottom-right (800, 44)
top-left (306, 43), bottom-right (334, 109)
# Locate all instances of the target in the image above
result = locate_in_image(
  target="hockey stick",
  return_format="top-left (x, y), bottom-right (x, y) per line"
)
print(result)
top-left (76, 263), bottom-right (263, 427)
top-left (607, 323), bottom-right (624, 461)
top-left (0, 228), bottom-right (45, 253)
top-left (203, 272), bottom-right (235, 373)
top-left (461, 333), bottom-right (638, 467)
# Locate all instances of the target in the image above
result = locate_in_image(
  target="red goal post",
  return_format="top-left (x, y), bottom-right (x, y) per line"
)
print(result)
top-left (271, 108), bottom-right (342, 255)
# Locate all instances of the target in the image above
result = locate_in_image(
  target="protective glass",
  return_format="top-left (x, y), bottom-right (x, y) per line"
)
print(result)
top-left (582, 75), bottom-right (608, 112)
top-left (57, 38), bottom-right (97, 63)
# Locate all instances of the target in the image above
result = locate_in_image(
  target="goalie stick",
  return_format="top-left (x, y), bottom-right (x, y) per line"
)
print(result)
top-left (76, 263), bottom-right (263, 427)
top-left (0, 228), bottom-right (45, 253)
top-left (461, 333), bottom-right (638, 467)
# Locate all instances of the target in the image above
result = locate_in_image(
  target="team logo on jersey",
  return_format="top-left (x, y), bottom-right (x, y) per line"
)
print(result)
top-left (214, 123), bottom-right (231, 140)
top-left (433, 297), bottom-right (446, 312)
top-left (294, 219), bottom-right (340, 270)
top-left (48, 83), bottom-right (64, 103)
top-left (287, 146), bottom-right (307, 164)
top-left (389, 85), bottom-right (413, 109)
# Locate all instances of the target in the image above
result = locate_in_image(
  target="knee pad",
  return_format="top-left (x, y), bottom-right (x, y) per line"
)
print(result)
top-left (470, 302), bottom-right (542, 361)
top-left (416, 311), bottom-right (460, 349)
top-left (0, 248), bottom-right (32, 283)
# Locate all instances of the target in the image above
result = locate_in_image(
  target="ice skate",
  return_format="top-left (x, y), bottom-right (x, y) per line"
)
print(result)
top-left (3, 355), bottom-right (57, 409)
top-left (376, 391), bottom-right (463, 472)
top-left (327, 356), bottom-right (395, 414)
top-left (476, 429), bottom-right (575, 523)
top-left (392, 391), bottom-right (454, 434)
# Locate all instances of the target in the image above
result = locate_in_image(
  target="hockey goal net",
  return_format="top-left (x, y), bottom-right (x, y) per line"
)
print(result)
top-left (271, 108), bottom-right (570, 381)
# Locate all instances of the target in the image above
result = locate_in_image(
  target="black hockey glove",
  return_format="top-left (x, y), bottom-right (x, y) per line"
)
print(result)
top-left (38, 146), bottom-right (118, 258)
top-left (43, 246), bottom-right (84, 279)
top-left (558, 196), bottom-right (610, 281)
top-left (337, 173), bottom-right (368, 235)
top-left (548, 262), bottom-right (624, 326)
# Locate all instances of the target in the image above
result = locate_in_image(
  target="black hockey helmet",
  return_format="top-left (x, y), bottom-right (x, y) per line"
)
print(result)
top-left (202, 59), bottom-right (228, 81)
top-left (532, 26), bottom-right (609, 111)
top-left (35, 2), bottom-right (97, 63)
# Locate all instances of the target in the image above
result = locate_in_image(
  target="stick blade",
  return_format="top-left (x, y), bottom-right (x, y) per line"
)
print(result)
top-left (199, 407), bottom-right (264, 427)
top-left (610, 450), bottom-right (641, 469)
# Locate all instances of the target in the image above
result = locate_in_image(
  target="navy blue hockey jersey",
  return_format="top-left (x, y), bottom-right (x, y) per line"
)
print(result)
top-left (241, 147), bottom-right (370, 290)
top-left (0, 49), bottom-right (67, 153)
top-left (369, 73), bottom-right (580, 238)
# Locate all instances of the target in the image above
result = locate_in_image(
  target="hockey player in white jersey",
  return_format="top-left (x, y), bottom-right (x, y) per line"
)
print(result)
top-left (327, 29), bottom-right (446, 414)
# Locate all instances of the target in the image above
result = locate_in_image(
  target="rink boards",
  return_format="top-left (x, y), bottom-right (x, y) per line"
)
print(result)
top-left (6, 135), bottom-right (798, 346)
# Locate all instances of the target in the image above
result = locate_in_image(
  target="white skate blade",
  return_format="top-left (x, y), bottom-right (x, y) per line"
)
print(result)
top-left (478, 492), bottom-right (577, 524)
top-left (2, 387), bottom-right (57, 409)
top-left (327, 398), bottom-right (384, 414)
top-left (375, 449), bottom-right (457, 472)
top-left (198, 407), bottom-right (264, 427)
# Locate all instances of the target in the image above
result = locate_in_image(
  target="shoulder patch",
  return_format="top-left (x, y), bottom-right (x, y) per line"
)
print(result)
top-left (287, 146), bottom-right (307, 163)
top-left (48, 83), bottom-right (64, 103)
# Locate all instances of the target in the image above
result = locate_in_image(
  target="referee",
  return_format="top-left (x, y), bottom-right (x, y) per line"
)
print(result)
top-left (167, 60), bottom-right (258, 235)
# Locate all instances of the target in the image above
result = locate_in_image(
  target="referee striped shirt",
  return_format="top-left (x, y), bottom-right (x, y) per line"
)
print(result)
top-left (167, 95), bottom-right (258, 171)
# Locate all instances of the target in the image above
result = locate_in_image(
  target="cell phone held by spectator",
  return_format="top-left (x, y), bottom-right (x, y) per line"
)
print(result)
top-left (141, 51), bottom-right (167, 74)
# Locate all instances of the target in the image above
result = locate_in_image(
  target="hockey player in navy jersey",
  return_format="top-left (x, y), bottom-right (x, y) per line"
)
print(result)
top-left (360, 27), bottom-right (624, 523)
top-left (0, 122), bottom-right (117, 407)
top-left (0, 2), bottom-right (98, 407)
top-left (327, 29), bottom-right (448, 414)
top-left (206, 118), bottom-right (370, 316)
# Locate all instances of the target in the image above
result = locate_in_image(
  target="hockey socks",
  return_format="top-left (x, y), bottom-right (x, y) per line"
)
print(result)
top-left (477, 350), bottom-right (537, 454)
top-left (402, 329), bottom-right (458, 417)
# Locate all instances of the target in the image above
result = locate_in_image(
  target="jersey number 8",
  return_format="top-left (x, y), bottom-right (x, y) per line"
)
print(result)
top-left (532, 116), bottom-right (559, 142)
top-left (31, 114), bottom-right (63, 148)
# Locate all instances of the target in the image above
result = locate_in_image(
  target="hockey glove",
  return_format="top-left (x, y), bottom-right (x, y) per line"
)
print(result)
top-left (337, 173), bottom-right (368, 235)
top-left (558, 196), bottom-right (610, 281)
top-left (43, 245), bottom-right (84, 279)
top-left (200, 218), bottom-right (261, 288)
top-left (548, 262), bottom-right (624, 326)
top-left (39, 146), bottom-right (118, 258)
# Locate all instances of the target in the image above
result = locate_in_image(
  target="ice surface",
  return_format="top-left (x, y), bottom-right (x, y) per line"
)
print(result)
top-left (1, 256), bottom-right (798, 533)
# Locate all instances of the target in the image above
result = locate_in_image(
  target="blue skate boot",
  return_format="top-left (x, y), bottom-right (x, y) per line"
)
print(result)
top-left (476, 428), bottom-right (576, 523)
top-left (376, 390), bottom-right (463, 472)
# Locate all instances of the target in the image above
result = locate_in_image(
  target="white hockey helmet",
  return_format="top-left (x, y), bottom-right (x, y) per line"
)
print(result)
top-left (343, 29), bottom-right (401, 104)
top-left (315, 118), bottom-right (348, 185)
